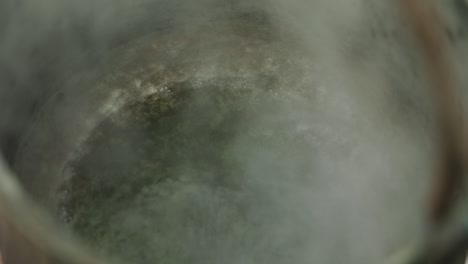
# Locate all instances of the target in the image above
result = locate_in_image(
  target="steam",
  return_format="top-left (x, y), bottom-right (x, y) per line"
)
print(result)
top-left (2, 0), bottom-right (465, 263)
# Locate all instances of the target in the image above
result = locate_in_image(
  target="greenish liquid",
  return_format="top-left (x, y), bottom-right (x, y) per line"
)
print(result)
top-left (58, 77), bottom-right (314, 264)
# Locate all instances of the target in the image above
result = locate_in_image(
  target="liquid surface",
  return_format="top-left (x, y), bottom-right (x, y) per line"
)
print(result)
top-left (58, 77), bottom-right (318, 264)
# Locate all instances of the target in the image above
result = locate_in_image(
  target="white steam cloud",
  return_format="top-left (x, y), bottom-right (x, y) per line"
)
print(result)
top-left (3, 0), bottom-right (468, 263)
